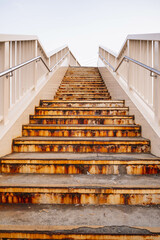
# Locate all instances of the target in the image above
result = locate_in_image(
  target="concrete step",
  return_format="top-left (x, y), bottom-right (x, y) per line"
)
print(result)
top-left (59, 85), bottom-right (107, 89)
top-left (56, 90), bottom-right (109, 94)
top-left (58, 88), bottom-right (108, 92)
top-left (63, 76), bottom-right (102, 79)
top-left (55, 93), bottom-right (110, 96)
top-left (59, 86), bottom-right (107, 89)
top-left (22, 124), bottom-right (141, 137)
top-left (1, 205), bottom-right (160, 239)
top-left (60, 83), bottom-right (106, 87)
top-left (62, 79), bottom-right (103, 82)
top-left (1, 153), bottom-right (160, 175)
top-left (35, 107), bottom-right (128, 116)
top-left (30, 115), bottom-right (135, 125)
top-left (61, 81), bottom-right (105, 83)
top-left (0, 174), bottom-right (160, 205)
top-left (40, 100), bottom-right (125, 107)
top-left (61, 81), bottom-right (104, 85)
top-left (54, 96), bottom-right (111, 100)
top-left (12, 137), bottom-right (150, 153)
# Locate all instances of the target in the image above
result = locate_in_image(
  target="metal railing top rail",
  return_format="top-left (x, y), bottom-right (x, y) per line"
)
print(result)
top-left (99, 53), bottom-right (160, 77)
top-left (0, 51), bottom-right (69, 78)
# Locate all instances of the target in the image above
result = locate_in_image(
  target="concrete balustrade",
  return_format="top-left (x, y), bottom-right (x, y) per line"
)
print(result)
top-left (98, 33), bottom-right (160, 142)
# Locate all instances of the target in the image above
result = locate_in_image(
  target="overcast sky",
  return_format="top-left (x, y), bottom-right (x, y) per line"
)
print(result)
top-left (0, 0), bottom-right (160, 66)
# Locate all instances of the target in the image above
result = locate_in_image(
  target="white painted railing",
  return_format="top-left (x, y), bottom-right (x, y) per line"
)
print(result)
top-left (0, 34), bottom-right (80, 129)
top-left (98, 33), bottom-right (160, 136)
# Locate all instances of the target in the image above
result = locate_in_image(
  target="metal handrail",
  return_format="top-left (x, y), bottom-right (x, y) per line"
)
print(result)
top-left (0, 51), bottom-right (69, 78)
top-left (99, 53), bottom-right (160, 77)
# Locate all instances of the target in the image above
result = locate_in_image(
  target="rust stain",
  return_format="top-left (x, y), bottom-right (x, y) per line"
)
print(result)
top-left (1, 190), bottom-right (160, 205)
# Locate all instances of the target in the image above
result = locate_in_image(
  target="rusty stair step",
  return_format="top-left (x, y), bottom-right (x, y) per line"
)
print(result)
top-left (59, 86), bottom-right (107, 89)
top-left (60, 85), bottom-right (107, 88)
top-left (60, 82), bottom-right (105, 85)
top-left (61, 82), bottom-right (106, 85)
top-left (40, 101), bottom-right (124, 107)
top-left (1, 153), bottom-right (160, 175)
top-left (54, 96), bottom-right (111, 100)
top-left (0, 174), bottom-right (160, 205)
top-left (57, 87), bottom-right (108, 91)
top-left (61, 81), bottom-right (104, 84)
top-left (22, 124), bottom-right (141, 137)
top-left (58, 87), bottom-right (108, 90)
top-left (62, 78), bottom-right (103, 81)
top-left (12, 137), bottom-right (150, 153)
top-left (55, 93), bottom-right (109, 96)
top-left (56, 90), bottom-right (109, 94)
top-left (60, 83), bottom-right (106, 86)
top-left (35, 107), bottom-right (128, 116)
top-left (29, 115), bottom-right (135, 125)
top-left (63, 76), bottom-right (102, 78)
top-left (0, 205), bottom-right (160, 239)
top-left (62, 76), bottom-right (103, 78)
top-left (40, 100), bottom-right (124, 107)
top-left (59, 87), bottom-right (107, 91)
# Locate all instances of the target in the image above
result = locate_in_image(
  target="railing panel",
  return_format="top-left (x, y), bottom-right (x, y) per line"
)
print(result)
top-left (0, 34), bottom-right (80, 133)
top-left (98, 33), bottom-right (160, 137)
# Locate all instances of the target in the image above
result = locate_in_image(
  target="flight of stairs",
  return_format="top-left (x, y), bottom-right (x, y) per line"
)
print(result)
top-left (0, 67), bottom-right (160, 239)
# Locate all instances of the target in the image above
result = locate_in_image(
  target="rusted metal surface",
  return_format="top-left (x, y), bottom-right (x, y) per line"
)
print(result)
top-left (57, 88), bottom-right (109, 92)
top-left (22, 125), bottom-right (141, 137)
top-left (1, 162), bottom-right (160, 175)
top-left (0, 185), bottom-right (160, 205)
top-left (12, 138), bottom-right (150, 153)
top-left (0, 232), bottom-right (159, 240)
top-left (54, 96), bottom-right (112, 100)
top-left (56, 92), bottom-right (109, 95)
top-left (35, 107), bottom-right (129, 116)
top-left (41, 101), bottom-right (124, 108)
top-left (30, 115), bottom-right (135, 125)
top-left (55, 93), bottom-right (111, 97)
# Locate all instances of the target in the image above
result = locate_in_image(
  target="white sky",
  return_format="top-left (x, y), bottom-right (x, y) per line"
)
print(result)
top-left (0, 0), bottom-right (160, 66)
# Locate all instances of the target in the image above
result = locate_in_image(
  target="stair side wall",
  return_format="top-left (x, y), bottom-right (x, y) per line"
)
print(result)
top-left (99, 66), bottom-right (160, 157)
top-left (0, 66), bottom-right (68, 157)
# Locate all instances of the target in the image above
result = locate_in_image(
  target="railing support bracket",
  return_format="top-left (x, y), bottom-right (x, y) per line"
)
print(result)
top-left (6, 71), bottom-right (13, 79)
top-left (150, 71), bottom-right (157, 78)
top-left (124, 58), bottom-right (129, 63)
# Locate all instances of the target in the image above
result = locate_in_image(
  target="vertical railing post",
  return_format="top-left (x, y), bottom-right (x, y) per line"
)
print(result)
top-left (153, 41), bottom-right (160, 124)
top-left (69, 51), bottom-right (71, 66)
top-left (33, 40), bottom-right (38, 90)
top-left (127, 39), bottom-right (132, 90)
top-left (3, 42), bottom-right (10, 124)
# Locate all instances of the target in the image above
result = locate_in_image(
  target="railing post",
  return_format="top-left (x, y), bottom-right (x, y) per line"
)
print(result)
top-left (153, 41), bottom-right (160, 124)
top-left (68, 51), bottom-right (71, 66)
top-left (33, 40), bottom-right (38, 90)
top-left (127, 40), bottom-right (132, 89)
top-left (3, 42), bottom-right (10, 124)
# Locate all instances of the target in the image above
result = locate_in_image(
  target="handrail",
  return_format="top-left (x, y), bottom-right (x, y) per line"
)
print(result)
top-left (99, 53), bottom-right (160, 77)
top-left (0, 51), bottom-right (69, 78)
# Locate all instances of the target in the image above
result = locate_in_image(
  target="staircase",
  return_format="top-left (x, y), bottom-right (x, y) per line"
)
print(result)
top-left (0, 67), bottom-right (160, 239)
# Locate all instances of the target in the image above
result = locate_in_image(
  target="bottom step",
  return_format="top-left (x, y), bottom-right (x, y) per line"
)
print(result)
top-left (0, 204), bottom-right (160, 239)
